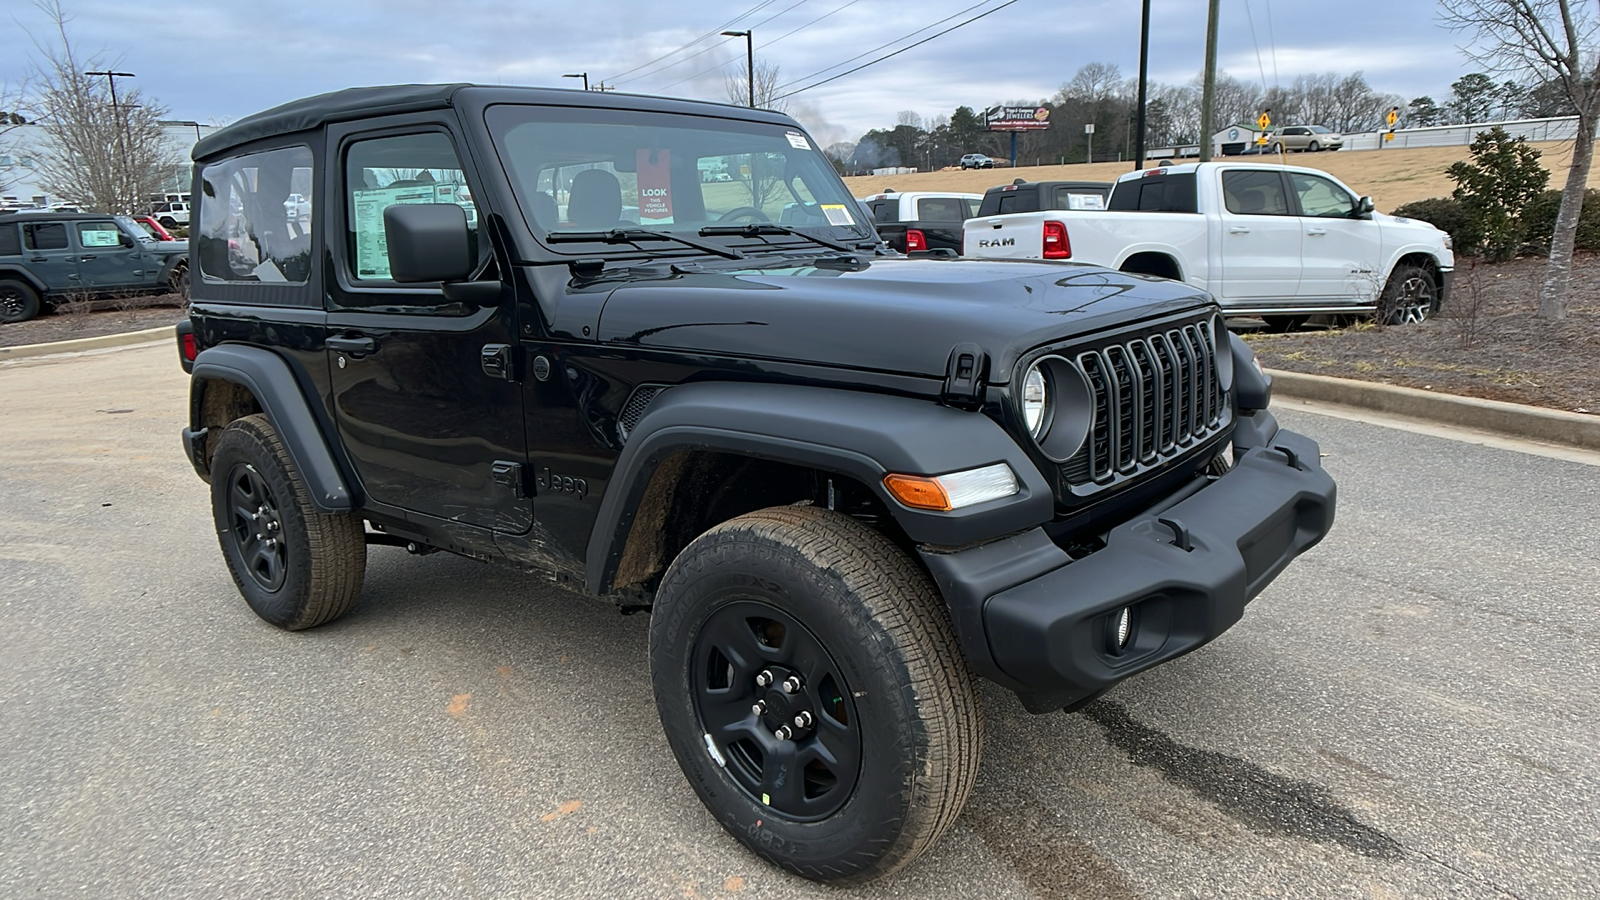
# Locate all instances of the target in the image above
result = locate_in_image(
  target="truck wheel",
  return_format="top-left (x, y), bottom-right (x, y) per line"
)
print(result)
top-left (649, 505), bottom-right (982, 884)
top-left (0, 279), bottom-right (41, 324)
top-left (1262, 314), bottom-right (1307, 333)
top-left (1379, 264), bottom-right (1439, 325)
top-left (169, 265), bottom-right (190, 302)
top-left (210, 414), bottom-right (366, 630)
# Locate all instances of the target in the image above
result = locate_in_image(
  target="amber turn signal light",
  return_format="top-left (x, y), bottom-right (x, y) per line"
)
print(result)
top-left (883, 474), bottom-right (952, 511)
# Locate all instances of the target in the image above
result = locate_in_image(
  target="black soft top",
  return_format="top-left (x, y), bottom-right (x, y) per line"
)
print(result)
top-left (194, 84), bottom-right (801, 161)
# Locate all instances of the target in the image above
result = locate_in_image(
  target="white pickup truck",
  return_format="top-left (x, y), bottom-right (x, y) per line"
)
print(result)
top-left (962, 162), bottom-right (1454, 328)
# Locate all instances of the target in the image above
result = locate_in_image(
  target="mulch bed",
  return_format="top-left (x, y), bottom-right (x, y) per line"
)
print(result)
top-left (1243, 254), bottom-right (1600, 416)
top-left (0, 297), bottom-right (187, 349)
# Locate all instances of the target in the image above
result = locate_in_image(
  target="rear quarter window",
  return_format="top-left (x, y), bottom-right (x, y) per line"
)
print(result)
top-left (1107, 174), bottom-right (1198, 212)
top-left (0, 223), bottom-right (20, 256)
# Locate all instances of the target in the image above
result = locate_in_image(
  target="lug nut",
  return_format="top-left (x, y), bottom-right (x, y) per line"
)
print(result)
top-left (773, 725), bottom-right (793, 741)
top-left (751, 700), bottom-right (767, 716)
top-left (792, 711), bottom-right (813, 728)
top-left (781, 675), bottom-right (802, 694)
top-left (755, 670), bottom-right (774, 688)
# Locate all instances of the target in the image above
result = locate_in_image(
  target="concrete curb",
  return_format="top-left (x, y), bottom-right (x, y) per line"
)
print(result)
top-left (1268, 368), bottom-right (1600, 451)
top-left (0, 326), bottom-right (173, 361)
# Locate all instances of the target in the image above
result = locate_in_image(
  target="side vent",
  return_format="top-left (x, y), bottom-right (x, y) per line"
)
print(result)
top-left (616, 385), bottom-right (667, 444)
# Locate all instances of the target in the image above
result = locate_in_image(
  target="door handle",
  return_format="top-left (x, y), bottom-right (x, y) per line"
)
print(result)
top-left (326, 335), bottom-right (378, 358)
top-left (80, 255), bottom-right (97, 262)
top-left (1306, 227), bottom-right (1327, 236)
top-left (1228, 226), bottom-right (1251, 234)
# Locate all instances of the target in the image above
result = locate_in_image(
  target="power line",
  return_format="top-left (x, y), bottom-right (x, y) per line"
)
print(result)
top-left (617, 0), bottom-right (812, 89)
top-left (607, 0), bottom-right (781, 84)
top-left (1242, 0), bottom-right (1269, 93)
top-left (773, 0), bottom-right (1024, 101)
top-left (774, 0), bottom-right (1001, 92)
top-left (652, 0), bottom-right (868, 93)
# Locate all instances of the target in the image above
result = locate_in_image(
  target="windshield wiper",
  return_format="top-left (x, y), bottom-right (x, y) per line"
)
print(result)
top-left (697, 223), bottom-right (855, 253)
top-left (546, 228), bottom-right (744, 260)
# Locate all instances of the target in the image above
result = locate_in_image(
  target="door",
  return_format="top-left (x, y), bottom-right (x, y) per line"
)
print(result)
top-left (1288, 171), bottom-right (1381, 304)
top-left (324, 121), bottom-right (530, 533)
top-left (21, 221), bottom-right (80, 293)
top-left (1216, 169), bottom-right (1301, 303)
top-left (72, 219), bottom-right (151, 289)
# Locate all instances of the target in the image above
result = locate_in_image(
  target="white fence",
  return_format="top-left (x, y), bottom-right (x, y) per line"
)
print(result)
top-left (1341, 116), bottom-right (1579, 151)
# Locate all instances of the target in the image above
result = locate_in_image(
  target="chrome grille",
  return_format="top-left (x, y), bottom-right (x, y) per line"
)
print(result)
top-left (1061, 319), bottom-right (1227, 486)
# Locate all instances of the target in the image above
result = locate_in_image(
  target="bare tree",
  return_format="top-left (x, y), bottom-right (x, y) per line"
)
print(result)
top-left (725, 59), bottom-right (789, 114)
top-left (27, 0), bottom-right (180, 214)
top-left (1443, 0), bottom-right (1600, 319)
top-left (0, 82), bottom-right (28, 193)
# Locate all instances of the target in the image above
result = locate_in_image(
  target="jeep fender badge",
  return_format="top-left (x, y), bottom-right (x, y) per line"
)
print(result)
top-left (532, 355), bottom-right (552, 381)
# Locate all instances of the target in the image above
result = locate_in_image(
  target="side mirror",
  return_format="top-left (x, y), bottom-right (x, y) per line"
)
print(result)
top-left (1354, 196), bottom-right (1375, 217)
top-left (383, 203), bottom-right (475, 283)
top-left (119, 233), bottom-right (135, 248)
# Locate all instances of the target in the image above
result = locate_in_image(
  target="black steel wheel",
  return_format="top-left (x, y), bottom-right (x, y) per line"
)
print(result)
top-left (1380, 264), bottom-right (1439, 325)
top-left (210, 414), bottom-right (366, 630)
top-left (0, 279), bottom-right (42, 324)
top-left (650, 505), bottom-right (982, 884)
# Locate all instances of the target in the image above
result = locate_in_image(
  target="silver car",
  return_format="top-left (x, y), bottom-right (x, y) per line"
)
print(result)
top-left (1271, 125), bottom-right (1343, 153)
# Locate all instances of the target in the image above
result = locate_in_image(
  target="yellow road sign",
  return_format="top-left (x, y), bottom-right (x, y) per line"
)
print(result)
top-left (1384, 131), bottom-right (1395, 142)
top-left (1386, 108), bottom-right (1399, 127)
top-left (1257, 112), bottom-right (1271, 130)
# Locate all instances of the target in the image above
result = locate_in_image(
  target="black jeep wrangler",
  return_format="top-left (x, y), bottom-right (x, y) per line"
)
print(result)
top-left (175, 84), bottom-right (1335, 884)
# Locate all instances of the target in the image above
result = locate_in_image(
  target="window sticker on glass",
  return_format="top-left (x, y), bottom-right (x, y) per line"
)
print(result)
top-left (785, 132), bottom-right (810, 150)
top-left (637, 148), bottom-right (673, 226)
top-left (820, 204), bottom-right (854, 226)
top-left (80, 228), bottom-right (122, 247)
top-left (1067, 194), bottom-right (1105, 211)
top-left (352, 183), bottom-right (461, 279)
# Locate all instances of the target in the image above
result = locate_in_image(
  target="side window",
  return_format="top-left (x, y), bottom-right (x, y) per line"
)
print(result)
top-left (344, 132), bottom-right (477, 282)
top-left (997, 194), bottom-right (1023, 214)
top-left (197, 145), bottom-right (314, 283)
top-left (871, 200), bottom-right (898, 224)
top-left (0, 223), bottom-right (20, 256)
top-left (1290, 173), bottom-right (1356, 218)
top-left (916, 198), bottom-right (965, 222)
top-left (961, 198), bottom-right (977, 218)
top-left (24, 222), bottom-right (69, 251)
top-left (75, 221), bottom-right (123, 248)
top-left (1222, 171), bottom-right (1290, 216)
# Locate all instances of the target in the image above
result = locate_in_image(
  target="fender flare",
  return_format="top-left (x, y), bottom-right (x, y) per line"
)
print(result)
top-left (0, 267), bottom-right (49, 295)
top-left (585, 381), bottom-right (1053, 594)
top-left (190, 344), bottom-right (356, 512)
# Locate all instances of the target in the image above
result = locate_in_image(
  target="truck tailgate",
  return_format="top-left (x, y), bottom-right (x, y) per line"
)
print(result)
top-left (964, 213), bottom-right (1048, 259)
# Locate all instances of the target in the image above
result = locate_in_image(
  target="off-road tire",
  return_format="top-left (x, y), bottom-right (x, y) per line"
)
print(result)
top-left (169, 264), bottom-right (190, 303)
top-left (210, 414), bottom-right (366, 630)
top-left (1378, 263), bottom-right (1440, 325)
top-left (0, 279), bottom-right (42, 324)
top-left (649, 505), bottom-right (982, 884)
top-left (159, 216), bottom-right (178, 229)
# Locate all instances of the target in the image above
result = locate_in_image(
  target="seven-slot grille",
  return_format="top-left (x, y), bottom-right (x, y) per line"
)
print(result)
top-left (1060, 319), bottom-right (1227, 486)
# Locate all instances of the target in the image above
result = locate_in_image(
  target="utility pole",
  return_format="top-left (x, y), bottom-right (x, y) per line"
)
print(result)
top-left (563, 72), bottom-right (589, 91)
top-left (1198, 0), bottom-right (1220, 162)
top-left (1134, 0), bottom-right (1151, 168)
top-left (722, 30), bottom-right (754, 107)
top-left (86, 69), bottom-right (135, 212)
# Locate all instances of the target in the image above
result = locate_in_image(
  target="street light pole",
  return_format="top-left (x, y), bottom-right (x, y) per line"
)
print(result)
top-left (563, 72), bottom-right (589, 91)
top-left (86, 69), bottom-right (136, 212)
top-left (722, 30), bottom-right (754, 107)
top-left (1134, 0), bottom-right (1151, 169)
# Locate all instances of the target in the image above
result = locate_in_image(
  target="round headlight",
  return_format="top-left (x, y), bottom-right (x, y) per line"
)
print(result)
top-left (1023, 364), bottom-right (1048, 437)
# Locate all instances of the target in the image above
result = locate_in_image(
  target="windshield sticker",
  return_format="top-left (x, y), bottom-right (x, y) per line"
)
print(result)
top-left (1067, 194), bottom-right (1106, 210)
top-left (80, 228), bottom-right (121, 248)
top-left (820, 204), bottom-right (854, 226)
top-left (637, 148), bottom-right (674, 225)
top-left (785, 132), bottom-right (811, 150)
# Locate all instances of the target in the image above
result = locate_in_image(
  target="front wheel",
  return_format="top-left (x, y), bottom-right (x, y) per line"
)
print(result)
top-left (210, 414), bottom-right (366, 629)
top-left (650, 505), bottom-right (982, 884)
top-left (1308, 140), bottom-right (1322, 152)
top-left (1379, 264), bottom-right (1439, 325)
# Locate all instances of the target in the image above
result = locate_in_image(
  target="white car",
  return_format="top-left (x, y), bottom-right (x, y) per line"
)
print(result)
top-left (151, 200), bottom-right (190, 228)
top-left (959, 153), bottom-right (995, 169)
top-left (963, 161), bottom-right (1453, 327)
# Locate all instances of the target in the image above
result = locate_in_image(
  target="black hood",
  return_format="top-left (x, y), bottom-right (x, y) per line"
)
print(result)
top-left (596, 257), bottom-right (1214, 380)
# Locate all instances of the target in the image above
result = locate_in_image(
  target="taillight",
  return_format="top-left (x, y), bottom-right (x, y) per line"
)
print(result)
top-left (181, 332), bottom-right (197, 361)
top-left (905, 228), bottom-right (926, 252)
top-left (1042, 221), bottom-right (1071, 259)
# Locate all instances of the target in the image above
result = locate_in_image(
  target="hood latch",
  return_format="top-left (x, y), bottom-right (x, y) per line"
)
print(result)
top-left (942, 342), bottom-right (988, 410)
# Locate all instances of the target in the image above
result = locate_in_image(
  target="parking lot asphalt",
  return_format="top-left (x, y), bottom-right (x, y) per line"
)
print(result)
top-left (3, 343), bottom-right (1597, 899)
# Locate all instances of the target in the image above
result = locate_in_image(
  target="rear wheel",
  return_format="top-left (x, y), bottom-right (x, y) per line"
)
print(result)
top-left (0, 279), bottom-right (42, 324)
top-left (650, 505), bottom-right (982, 884)
top-left (168, 264), bottom-right (190, 302)
top-left (210, 414), bottom-right (366, 630)
top-left (1262, 314), bottom-right (1308, 333)
top-left (159, 216), bottom-right (178, 229)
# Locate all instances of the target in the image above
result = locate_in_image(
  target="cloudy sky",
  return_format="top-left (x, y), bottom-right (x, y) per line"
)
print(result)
top-left (4, 0), bottom-right (1479, 146)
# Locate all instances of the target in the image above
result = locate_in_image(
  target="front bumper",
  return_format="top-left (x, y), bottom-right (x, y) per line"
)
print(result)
top-left (921, 424), bottom-right (1335, 711)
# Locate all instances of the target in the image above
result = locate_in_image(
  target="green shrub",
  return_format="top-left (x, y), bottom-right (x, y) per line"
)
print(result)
top-left (1446, 126), bottom-right (1549, 261)
top-left (1518, 188), bottom-right (1600, 254)
top-left (1391, 197), bottom-right (1476, 251)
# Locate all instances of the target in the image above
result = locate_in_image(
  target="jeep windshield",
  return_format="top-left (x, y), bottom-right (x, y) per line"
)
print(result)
top-left (485, 105), bottom-right (875, 255)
